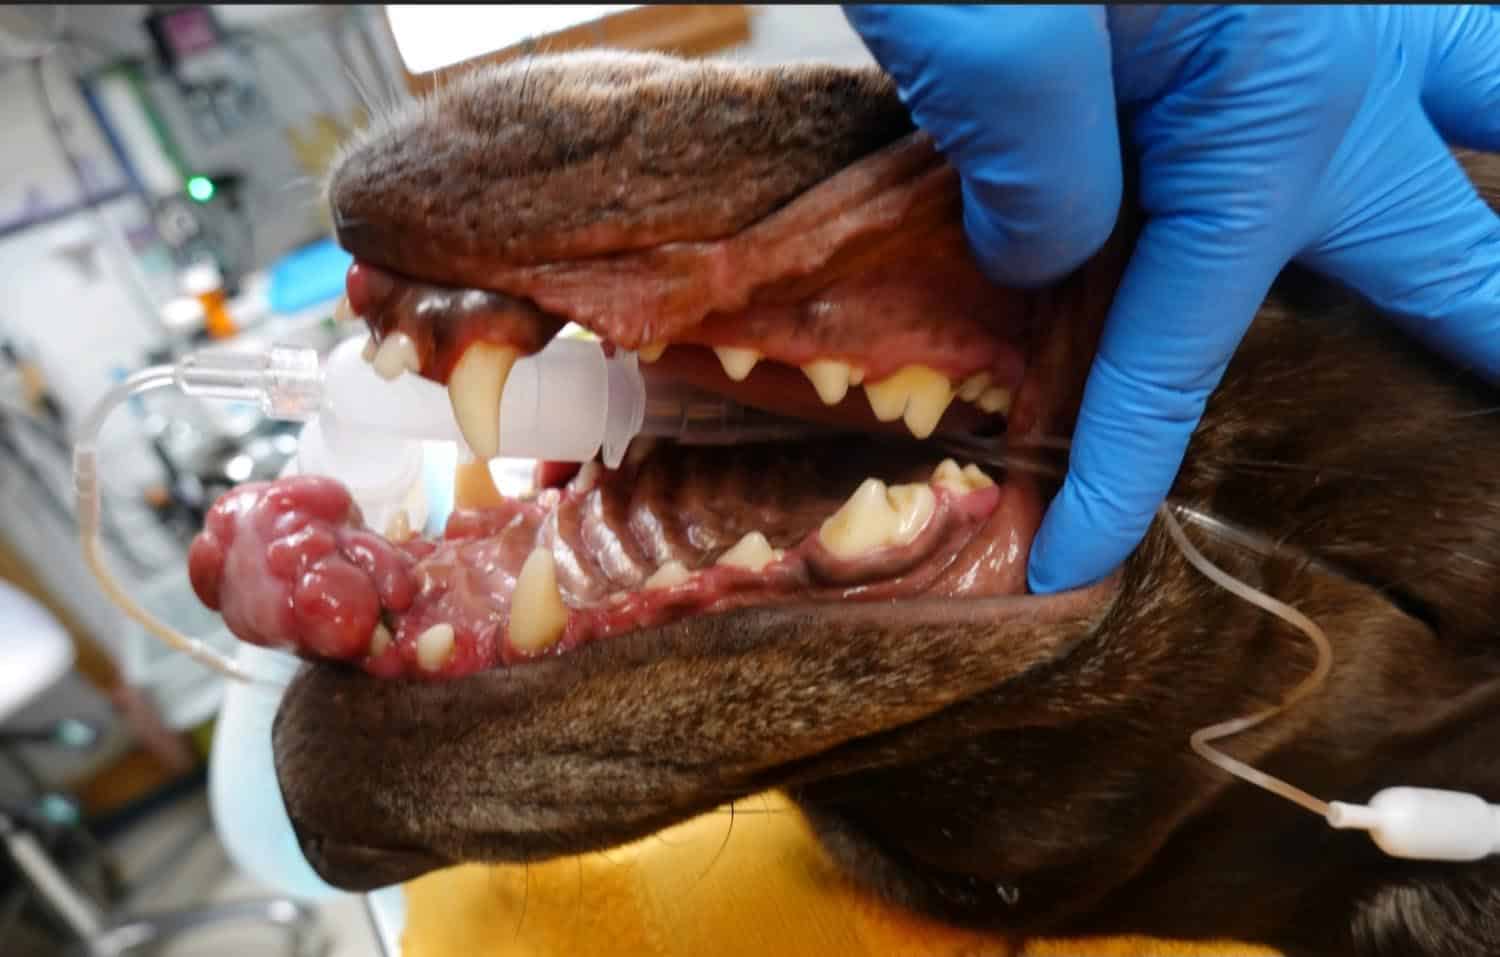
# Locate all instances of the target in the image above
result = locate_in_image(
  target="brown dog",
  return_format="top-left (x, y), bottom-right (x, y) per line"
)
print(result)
top-left (206, 52), bottom-right (1500, 956)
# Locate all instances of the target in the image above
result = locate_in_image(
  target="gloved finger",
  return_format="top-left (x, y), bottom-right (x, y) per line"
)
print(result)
top-left (841, 4), bottom-right (1122, 287)
top-left (1026, 219), bottom-right (1285, 594)
top-left (1301, 113), bottom-right (1500, 383)
top-left (1416, 4), bottom-right (1500, 149)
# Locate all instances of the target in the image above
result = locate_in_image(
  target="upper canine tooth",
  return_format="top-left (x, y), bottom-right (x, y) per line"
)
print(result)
top-left (818, 478), bottom-right (936, 559)
top-left (416, 623), bottom-right (455, 671)
top-left (447, 343), bottom-right (519, 460)
top-left (863, 365), bottom-right (955, 439)
top-left (802, 359), bottom-right (856, 406)
top-left (716, 531), bottom-right (782, 572)
top-left (644, 559), bottom-right (690, 590)
top-left (977, 387), bottom-right (1012, 415)
top-left (510, 547), bottom-right (568, 653)
top-left (638, 342), bottom-right (667, 363)
top-left (713, 346), bottom-right (761, 382)
top-left (958, 372), bottom-right (991, 403)
top-left (372, 331), bottom-right (421, 381)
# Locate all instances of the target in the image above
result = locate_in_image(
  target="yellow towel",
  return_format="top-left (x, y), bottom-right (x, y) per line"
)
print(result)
top-left (402, 791), bottom-right (1277, 956)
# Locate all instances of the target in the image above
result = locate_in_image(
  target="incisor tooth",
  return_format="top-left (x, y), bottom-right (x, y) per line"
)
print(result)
top-left (447, 343), bottom-right (519, 460)
top-left (802, 359), bottom-right (857, 406)
top-left (369, 622), bottom-right (392, 657)
top-left (372, 331), bottom-right (421, 380)
top-left (510, 547), bottom-right (568, 653)
top-left (638, 342), bottom-right (667, 363)
top-left (416, 623), bottom-right (455, 671)
top-left (863, 365), bottom-right (955, 439)
top-left (644, 560), bottom-right (690, 590)
top-left (361, 336), bottom-right (378, 362)
top-left (958, 372), bottom-right (991, 402)
top-left (716, 531), bottom-right (782, 572)
top-left (977, 387), bottom-right (1012, 414)
top-left (335, 296), bottom-right (358, 326)
top-left (384, 509), bottom-right (413, 541)
top-left (818, 478), bottom-right (936, 559)
top-left (713, 346), bottom-right (761, 382)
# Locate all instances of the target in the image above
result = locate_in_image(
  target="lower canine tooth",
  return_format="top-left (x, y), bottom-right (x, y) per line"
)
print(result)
top-left (977, 387), bottom-right (1012, 414)
top-left (863, 365), bottom-right (955, 439)
top-left (713, 346), bottom-right (761, 382)
top-left (416, 623), bottom-right (455, 671)
top-left (802, 359), bottom-right (855, 406)
top-left (958, 372), bottom-right (991, 402)
top-left (372, 331), bottom-right (421, 380)
top-left (645, 560), bottom-right (690, 590)
top-left (448, 343), bottom-right (519, 460)
top-left (716, 531), bottom-right (782, 572)
top-left (510, 547), bottom-right (568, 653)
top-left (818, 478), bottom-right (936, 558)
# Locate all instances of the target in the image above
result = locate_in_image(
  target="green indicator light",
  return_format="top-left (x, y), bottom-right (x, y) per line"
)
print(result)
top-left (187, 176), bottom-right (215, 202)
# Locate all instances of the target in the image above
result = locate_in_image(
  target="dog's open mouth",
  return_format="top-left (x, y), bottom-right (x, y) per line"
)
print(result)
top-left (187, 64), bottom-right (1117, 683)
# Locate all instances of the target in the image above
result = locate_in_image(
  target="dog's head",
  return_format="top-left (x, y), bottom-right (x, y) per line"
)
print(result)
top-left (197, 52), bottom-right (1500, 955)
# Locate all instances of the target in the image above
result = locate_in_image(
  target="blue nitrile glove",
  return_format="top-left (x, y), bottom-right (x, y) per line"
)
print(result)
top-left (843, 5), bottom-right (1500, 593)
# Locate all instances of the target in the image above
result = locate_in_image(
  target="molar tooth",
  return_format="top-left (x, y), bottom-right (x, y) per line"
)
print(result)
top-left (510, 547), bottom-right (568, 653)
top-left (961, 464), bottom-right (995, 489)
top-left (644, 559), bottom-right (690, 590)
top-left (369, 622), bottom-right (392, 657)
top-left (932, 458), bottom-right (967, 494)
top-left (863, 365), bottom-right (954, 439)
top-left (416, 623), bottom-right (455, 671)
top-left (958, 372), bottom-right (991, 403)
top-left (818, 478), bottom-right (936, 559)
top-left (637, 342), bottom-right (667, 363)
top-left (715, 531), bottom-right (782, 572)
top-left (977, 387), bottom-right (1012, 415)
top-left (802, 359), bottom-right (856, 406)
top-left (713, 346), bottom-right (761, 382)
top-left (372, 331), bottom-right (421, 381)
top-left (447, 343), bottom-right (519, 460)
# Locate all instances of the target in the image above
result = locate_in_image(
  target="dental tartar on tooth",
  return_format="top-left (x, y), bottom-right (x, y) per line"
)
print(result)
top-left (863, 364), bottom-right (955, 439)
top-left (932, 459), bottom-right (996, 495)
top-left (818, 478), bottom-right (937, 559)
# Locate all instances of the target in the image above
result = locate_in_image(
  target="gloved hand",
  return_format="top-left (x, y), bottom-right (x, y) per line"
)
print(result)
top-left (843, 5), bottom-right (1500, 593)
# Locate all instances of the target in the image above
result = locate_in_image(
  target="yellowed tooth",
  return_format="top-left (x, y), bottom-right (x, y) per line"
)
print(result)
top-left (384, 508), bottom-right (413, 542)
top-left (416, 623), bottom-right (455, 671)
top-left (958, 372), bottom-right (991, 403)
top-left (510, 547), bottom-right (568, 654)
top-left (361, 336), bottom-right (378, 362)
top-left (335, 296), bottom-right (357, 325)
top-left (447, 343), bottom-right (519, 460)
top-left (369, 622), bottom-right (392, 657)
top-left (713, 346), bottom-right (761, 382)
top-left (715, 531), bottom-right (783, 572)
top-left (644, 559), bottom-right (691, 590)
top-left (863, 364), bottom-right (955, 438)
top-left (802, 359), bottom-right (856, 406)
top-left (933, 459), bottom-right (997, 494)
top-left (638, 342), bottom-right (667, 363)
top-left (372, 331), bottom-right (421, 380)
top-left (818, 478), bottom-right (936, 559)
top-left (977, 387), bottom-right (1012, 415)
top-left (961, 464), bottom-right (995, 489)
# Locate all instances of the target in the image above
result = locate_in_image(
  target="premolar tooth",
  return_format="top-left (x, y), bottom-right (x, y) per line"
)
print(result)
top-left (863, 365), bottom-right (954, 439)
top-left (372, 331), bottom-right (421, 381)
top-left (977, 387), bottom-right (1012, 415)
top-left (638, 342), bottom-right (667, 363)
top-left (510, 547), bottom-right (568, 653)
top-left (644, 560), bottom-right (690, 590)
top-left (802, 359), bottom-right (856, 406)
top-left (447, 343), bottom-right (519, 460)
top-left (818, 478), bottom-right (936, 559)
top-left (369, 622), bottom-right (392, 657)
top-left (713, 346), bottom-right (761, 382)
top-left (932, 458), bottom-right (996, 494)
top-left (716, 531), bottom-right (783, 572)
top-left (958, 372), bottom-right (991, 402)
top-left (416, 623), bottom-right (455, 671)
